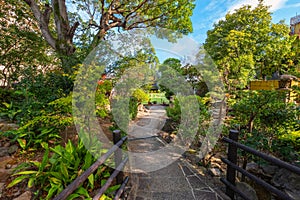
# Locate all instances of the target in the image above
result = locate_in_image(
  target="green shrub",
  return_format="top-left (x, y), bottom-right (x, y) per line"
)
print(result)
top-left (166, 95), bottom-right (211, 138)
top-left (129, 97), bottom-right (138, 120)
top-left (3, 95), bottom-right (74, 149)
top-left (229, 90), bottom-right (300, 161)
top-left (132, 89), bottom-right (149, 103)
top-left (95, 80), bottom-right (112, 118)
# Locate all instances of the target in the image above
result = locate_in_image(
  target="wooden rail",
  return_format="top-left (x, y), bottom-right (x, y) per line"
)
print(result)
top-left (221, 130), bottom-right (300, 200)
top-left (53, 130), bottom-right (128, 200)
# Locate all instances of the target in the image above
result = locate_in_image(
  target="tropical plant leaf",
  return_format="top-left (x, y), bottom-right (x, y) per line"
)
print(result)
top-left (7, 175), bottom-right (28, 188)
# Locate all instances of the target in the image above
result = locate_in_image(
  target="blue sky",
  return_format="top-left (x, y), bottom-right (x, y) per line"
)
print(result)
top-left (191, 0), bottom-right (300, 44)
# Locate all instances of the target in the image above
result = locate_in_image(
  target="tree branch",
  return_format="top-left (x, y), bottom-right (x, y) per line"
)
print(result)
top-left (100, 0), bottom-right (105, 15)
top-left (23, 0), bottom-right (56, 50)
top-left (68, 22), bottom-right (80, 39)
top-left (126, 14), bottom-right (164, 30)
top-left (124, 0), bottom-right (149, 21)
top-left (43, 3), bottom-right (52, 24)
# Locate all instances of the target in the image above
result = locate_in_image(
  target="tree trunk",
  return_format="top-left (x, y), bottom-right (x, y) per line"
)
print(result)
top-left (248, 119), bottom-right (254, 133)
top-left (23, 0), bottom-right (79, 64)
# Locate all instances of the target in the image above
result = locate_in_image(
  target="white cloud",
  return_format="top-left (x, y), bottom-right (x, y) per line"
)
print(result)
top-left (228, 0), bottom-right (288, 12)
top-left (283, 2), bottom-right (300, 9)
top-left (205, 0), bottom-right (227, 11)
top-left (193, 0), bottom-right (288, 42)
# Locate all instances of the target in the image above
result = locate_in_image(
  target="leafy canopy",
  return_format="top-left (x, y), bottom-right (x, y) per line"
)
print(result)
top-left (204, 1), bottom-right (294, 90)
top-left (22, 0), bottom-right (196, 63)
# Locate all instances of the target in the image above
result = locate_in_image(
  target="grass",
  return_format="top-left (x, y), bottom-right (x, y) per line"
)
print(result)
top-left (143, 92), bottom-right (169, 104)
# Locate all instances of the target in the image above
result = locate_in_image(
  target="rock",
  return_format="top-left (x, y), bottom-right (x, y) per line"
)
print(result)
top-left (3, 142), bottom-right (11, 147)
top-left (13, 191), bottom-right (21, 198)
top-left (246, 162), bottom-right (261, 174)
top-left (209, 168), bottom-right (221, 177)
top-left (272, 168), bottom-right (300, 199)
top-left (13, 191), bottom-right (32, 200)
top-left (236, 182), bottom-right (258, 200)
top-left (0, 156), bottom-right (13, 168)
top-left (5, 164), bottom-right (12, 169)
top-left (0, 147), bottom-right (9, 157)
top-left (138, 104), bottom-right (144, 111)
top-left (8, 145), bottom-right (18, 154)
top-left (261, 165), bottom-right (279, 176)
top-left (280, 74), bottom-right (298, 81)
top-left (0, 123), bottom-right (18, 132)
top-left (0, 168), bottom-right (13, 181)
top-left (184, 152), bottom-right (200, 165)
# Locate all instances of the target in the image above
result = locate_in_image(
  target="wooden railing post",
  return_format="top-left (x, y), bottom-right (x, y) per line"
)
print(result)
top-left (226, 130), bottom-right (239, 199)
top-left (113, 130), bottom-right (124, 185)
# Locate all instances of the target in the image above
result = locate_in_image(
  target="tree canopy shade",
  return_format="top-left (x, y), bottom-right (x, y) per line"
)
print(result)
top-left (204, 1), bottom-right (295, 90)
top-left (22, 0), bottom-right (195, 68)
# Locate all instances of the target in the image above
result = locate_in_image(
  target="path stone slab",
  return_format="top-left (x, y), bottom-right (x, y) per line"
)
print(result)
top-left (193, 190), bottom-right (219, 200)
top-left (181, 165), bottom-right (194, 176)
top-left (187, 175), bottom-right (208, 189)
top-left (151, 192), bottom-right (172, 200)
top-left (172, 191), bottom-right (195, 200)
top-left (150, 177), bottom-right (190, 192)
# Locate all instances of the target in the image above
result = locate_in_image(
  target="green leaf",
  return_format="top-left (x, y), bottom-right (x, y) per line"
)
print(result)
top-left (49, 177), bottom-right (62, 185)
top-left (14, 170), bottom-right (37, 175)
top-left (30, 161), bottom-right (41, 168)
top-left (101, 179), bottom-right (107, 186)
top-left (50, 146), bottom-right (64, 156)
top-left (7, 175), bottom-right (28, 188)
top-left (75, 186), bottom-right (90, 197)
top-left (106, 184), bottom-right (120, 194)
top-left (39, 145), bottom-right (49, 172)
top-left (17, 138), bottom-right (27, 149)
top-left (100, 194), bottom-right (112, 200)
top-left (66, 193), bottom-right (81, 200)
top-left (83, 152), bottom-right (92, 170)
top-left (28, 177), bottom-right (35, 188)
top-left (60, 163), bottom-right (69, 179)
top-left (65, 140), bottom-right (74, 154)
top-left (46, 184), bottom-right (60, 200)
top-left (48, 172), bottom-right (62, 179)
top-left (88, 174), bottom-right (94, 188)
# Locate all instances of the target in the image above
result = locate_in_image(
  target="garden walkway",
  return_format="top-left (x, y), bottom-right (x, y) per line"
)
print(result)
top-left (126, 106), bottom-right (228, 200)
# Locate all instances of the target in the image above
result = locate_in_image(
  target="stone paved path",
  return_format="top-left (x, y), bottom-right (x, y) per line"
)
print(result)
top-left (126, 106), bottom-right (229, 200)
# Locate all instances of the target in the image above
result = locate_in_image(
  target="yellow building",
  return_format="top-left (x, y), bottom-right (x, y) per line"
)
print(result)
top-left (290, 15), bottom-right (300, 38)
top-left (250, 80), bottom-right (299, 103)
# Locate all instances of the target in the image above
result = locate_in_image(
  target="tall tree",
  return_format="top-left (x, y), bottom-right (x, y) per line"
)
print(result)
top-left (158, 58), bottom-right (183, 99)
top-left (22, 0), bottom-right (195, 72)
top-left (204, 1), bottom-right (294, 90)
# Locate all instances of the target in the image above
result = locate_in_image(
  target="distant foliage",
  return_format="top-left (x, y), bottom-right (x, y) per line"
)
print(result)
top-left (132, 89), bottom-right (149, 103)
top-left (95, 80), bottom-right (112, 118)
top-left (129, 97), bottom-right (139, 120)
top-left (166, 95), bottom-right (211, 138)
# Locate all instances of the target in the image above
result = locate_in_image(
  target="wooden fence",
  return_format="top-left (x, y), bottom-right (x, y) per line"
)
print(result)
top-left (53, 130), bottom-right (129, 200)
top-left (221, 130), bottom-right (300, 200)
